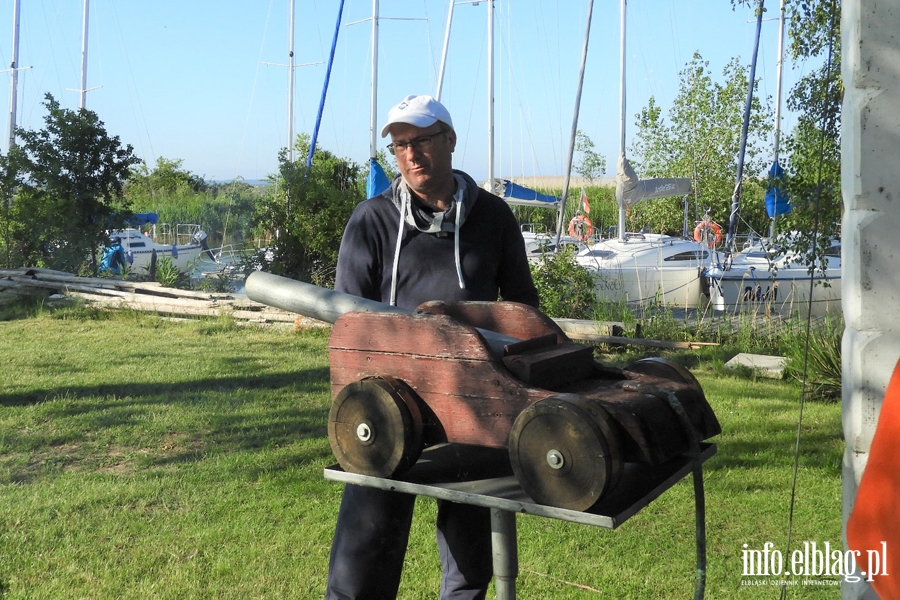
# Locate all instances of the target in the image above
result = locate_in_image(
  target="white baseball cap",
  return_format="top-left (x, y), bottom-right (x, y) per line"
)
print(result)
top-left (380, 94), bottom-right (454, 138)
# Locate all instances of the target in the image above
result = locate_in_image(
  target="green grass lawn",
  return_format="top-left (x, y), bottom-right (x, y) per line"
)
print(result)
top-left (0, 308), bottom-right (843, 598)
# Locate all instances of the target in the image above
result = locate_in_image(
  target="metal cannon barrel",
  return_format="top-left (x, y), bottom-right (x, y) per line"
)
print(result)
top-left (244, 271), bottom-right (519, 356)
top-left (246, 271), bottom-right (409, 324)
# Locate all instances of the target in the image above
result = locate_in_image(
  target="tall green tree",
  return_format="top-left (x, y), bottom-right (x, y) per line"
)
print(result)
top-left (258, 134), bottom-right (364, 286)
top-left (0, 94), bottom-right (140, 273)
top-left (630, 53), bottom-right (773, 235)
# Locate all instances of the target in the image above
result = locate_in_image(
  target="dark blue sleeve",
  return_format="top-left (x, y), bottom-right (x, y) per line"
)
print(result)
top-left (334, 202), bottom-right (385, 302)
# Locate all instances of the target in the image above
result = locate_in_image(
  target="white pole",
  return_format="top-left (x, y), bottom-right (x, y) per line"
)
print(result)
top-left (435, 0), bottom-right (455, 101)
top-left (555, 0), bottom-right (594, 246)
top-left (487, 0), bottom-right (494, 188)
top-left (287, 0), bottom-right (296, 162)
top-left (616, 0), bottom-right (627, 239)
top-left (79, 0), bottom-right (90, 110)
top-left (842, 0), bottom-right (900, 597)
top-left (772, 0), bottom-right (786, 160)
top-left (370, 0), bottom-right (379, 160)
top-left (769, 0), bottom-right (786, 239)
top-left (7, 0), bottom-right (21, 150)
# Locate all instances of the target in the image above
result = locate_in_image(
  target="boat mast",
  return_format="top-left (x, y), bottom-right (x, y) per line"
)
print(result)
top-left (79, 0), bottom-right (90, 109)
top-left (287, 0), bottom-right (295, 162)
top-left (435, 0), bottom-right (456, 101)
top-left (616, 0), bottom-right (627, 240)
top-left (370, 0), bottom-right (379, 162)
top-left (773, 0), bottom-right (785, 161)
top-left (307, 0), bottom-right (346, 168)
top-left (7, 0), bottom-right (21, 150)
top-left (769, 0), bottom-right (786, 238)
top-left (69, 0), bottom-right (100, 109)
top-left (487, 0), bottom-right (494, 188)
top-left (555, 0), bottom-right (595, 246)
top-left (724, 0), bottom-right (765, 256)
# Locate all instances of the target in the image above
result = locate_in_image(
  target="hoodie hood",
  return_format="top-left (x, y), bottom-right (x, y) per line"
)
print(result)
top-left (387, 170), bottom-right (480, 235)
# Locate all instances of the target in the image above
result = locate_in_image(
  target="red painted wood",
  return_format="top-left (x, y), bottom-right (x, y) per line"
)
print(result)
top-left (327, 310), bottom-right (720, 464)
top-left (416, 301), bottom-right (567, 343)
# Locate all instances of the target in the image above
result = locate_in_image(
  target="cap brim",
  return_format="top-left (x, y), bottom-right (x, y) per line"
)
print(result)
top-left (380, 115), bottom-right (440, 138)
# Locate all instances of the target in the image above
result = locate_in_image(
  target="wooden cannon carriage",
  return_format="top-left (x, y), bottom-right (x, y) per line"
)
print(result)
top-left (246, 272), bottom-right (720, 511)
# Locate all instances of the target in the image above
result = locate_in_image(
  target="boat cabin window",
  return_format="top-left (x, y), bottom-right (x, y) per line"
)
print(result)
top-left (581, 249), bottom-right (616, 259)
top-left (663, 250), bottom-right (709, 262)
top-left (825, 244), bottom-right (841, 257)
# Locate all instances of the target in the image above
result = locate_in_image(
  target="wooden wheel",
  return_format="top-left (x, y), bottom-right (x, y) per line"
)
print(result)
top-left (625, 357), bottom-right (703, 392)
top-left (508, 394), bottom-right (621, 511)
top-left (328, 377), bottom-right (424, 478)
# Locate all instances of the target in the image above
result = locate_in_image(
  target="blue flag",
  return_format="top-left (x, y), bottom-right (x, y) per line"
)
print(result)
top-left (367, 158), bottom-right (391, 199)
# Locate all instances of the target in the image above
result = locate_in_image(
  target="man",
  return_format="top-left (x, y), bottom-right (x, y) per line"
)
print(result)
top-left (326, 94), bottom-right (539, 600)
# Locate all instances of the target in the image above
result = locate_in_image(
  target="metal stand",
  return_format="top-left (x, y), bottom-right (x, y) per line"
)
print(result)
top-left (324, 443), bottom-right (716, 597)
top-left (491, 508), bottom-right (517, 600)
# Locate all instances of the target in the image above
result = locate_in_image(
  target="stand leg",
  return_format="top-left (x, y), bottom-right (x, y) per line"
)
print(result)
top-left (490, 508), bottom-right (517, 600)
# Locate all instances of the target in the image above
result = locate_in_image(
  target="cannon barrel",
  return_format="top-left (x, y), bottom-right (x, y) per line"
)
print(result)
top-left (245, 271), bottom-right (519, 356)
top-left (246, 271), bottom-right (409, 324)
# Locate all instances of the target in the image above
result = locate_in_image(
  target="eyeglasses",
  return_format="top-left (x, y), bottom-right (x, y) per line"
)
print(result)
top-left (387, 128), bottom-right (449, 156)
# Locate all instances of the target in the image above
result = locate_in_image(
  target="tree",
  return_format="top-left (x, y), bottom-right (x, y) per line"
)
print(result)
top-left (630, 52), bottom-right (773, 235)
top-left (258, 134), bottom-right (364, 286)
top-left (126, 157), bottom-right (206, 202)
top-left (0, 94), bottom-right (140, 273)
top-left (574, 130), bottom-right (606, 182)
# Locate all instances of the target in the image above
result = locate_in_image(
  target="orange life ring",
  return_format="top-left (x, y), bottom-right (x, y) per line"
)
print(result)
top-left (568, 215), bottom-right (593, 241)
top-left (693, 220), bottom-right (722, 249)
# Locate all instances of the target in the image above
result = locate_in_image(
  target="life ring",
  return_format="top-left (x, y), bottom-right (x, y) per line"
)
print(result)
top-left (693, 220), bottom-right (722, 249)
top-left (568, 215), bottom-right (593, 241)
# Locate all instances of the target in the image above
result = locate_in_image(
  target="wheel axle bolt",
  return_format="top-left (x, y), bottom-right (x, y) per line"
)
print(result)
top-left (356, 423), bottom-right (372, 442)
top-left (546, 449), bottom-right (564, 469)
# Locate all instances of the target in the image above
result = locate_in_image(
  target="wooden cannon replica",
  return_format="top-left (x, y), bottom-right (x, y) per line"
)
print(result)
top-left (246, 271), bottom-right (720, 512)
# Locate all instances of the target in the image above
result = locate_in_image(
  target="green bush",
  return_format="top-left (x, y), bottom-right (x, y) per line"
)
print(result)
top-left (528, 246), bottom-right (596, 319)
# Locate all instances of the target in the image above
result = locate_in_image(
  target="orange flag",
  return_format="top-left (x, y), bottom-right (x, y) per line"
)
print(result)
top-left (847, 358), bottom-right (900, 597)
top-left (581, 188), bottom-right (590, 214)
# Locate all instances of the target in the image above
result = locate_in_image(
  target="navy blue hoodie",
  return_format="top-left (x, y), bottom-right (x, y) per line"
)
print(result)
top-left (335, 171), bottom-right (539, 310)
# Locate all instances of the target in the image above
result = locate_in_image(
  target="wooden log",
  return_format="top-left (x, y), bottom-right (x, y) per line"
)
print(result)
top-left (585, 335), bottom-right (719, 349)
top-left (64, 290), bottom-right (297, 322)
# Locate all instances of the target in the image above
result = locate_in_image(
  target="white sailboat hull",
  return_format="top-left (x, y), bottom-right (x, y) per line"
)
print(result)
top-left (111, 227), bottom-right (210, 274)
top-left (707, 264), bottom-right (841, 317)
top-left (706, 240), bottom-right (842, 316)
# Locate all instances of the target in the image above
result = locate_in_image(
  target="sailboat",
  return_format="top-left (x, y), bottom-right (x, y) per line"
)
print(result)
top-left (704, 0), bottom-right (842, 317)
top-left (573, 0), bottom-right (716, 309)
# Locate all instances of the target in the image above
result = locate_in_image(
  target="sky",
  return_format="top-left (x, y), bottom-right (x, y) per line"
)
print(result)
top-left (0, 0), bottom-right (816, 184)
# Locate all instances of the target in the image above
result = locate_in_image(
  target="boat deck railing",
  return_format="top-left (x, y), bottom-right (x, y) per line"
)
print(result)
top-left (151, 223), bottom-right (203, 247)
